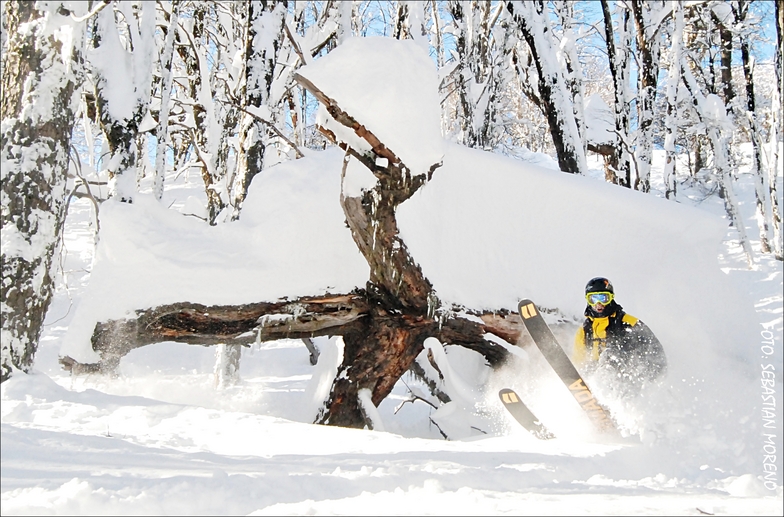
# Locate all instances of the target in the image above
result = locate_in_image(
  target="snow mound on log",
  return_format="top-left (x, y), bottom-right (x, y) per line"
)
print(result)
top-left (296, 37), bottom-right (443, 176)
top-left (62, 141), bottom-right (758, 388)
top-left (60, 150), bottom-right (368, 363)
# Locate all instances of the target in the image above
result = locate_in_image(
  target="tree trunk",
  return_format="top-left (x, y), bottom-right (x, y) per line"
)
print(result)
top-left (305, 73), bottom-right (441, 424)
top-left (317, 306), bottom-right (435, 427)
top-left (1, 2), bottom-right (84, 382)
top-left (681, 59), bottom-right (755, 266)
top-left (736, 1), bottom-right (771, 253)
top-left (91, 2), bottom-right (155, 203)
top-left (153, 0), bottom-right (180, 201)
top-left (431, 0), bottom-right (449, 136)
top-left (555, 1), bottom-right (586, 153)
top-left (233, 1), bottom-right (288, 216)
top-left (393, 1), bottom-right (411, 40)
top-left (663, 1), bottom-right (683, 200)
top-left (712, 9), bottom-right (735, 110)
top-left (772, 0), bottom-right (784, 260)
top-left (175, 3), bottom-right (226, 225)
top-left (477, 5), bottom-right (515, 151)
top-left (601, 0), bottom-right (634, 187)
top-left (214, 344), bottom-right (242, 389)
top-left (631, 0), bottom-right (662, 192)
top-left (447, 0), bottom-right (479, 148)
top-left (507, 0), bottom-right (585, 174)
top-left (59, 294), bottom-right (515, 414)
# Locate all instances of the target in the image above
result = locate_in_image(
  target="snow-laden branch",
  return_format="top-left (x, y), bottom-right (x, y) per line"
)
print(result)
top-left (69, 0), bottom-right (111, 23)
top-left (236, 105), bottom-right (305, 158)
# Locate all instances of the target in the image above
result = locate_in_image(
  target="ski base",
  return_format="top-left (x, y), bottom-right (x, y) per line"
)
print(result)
top-left (499, 388), bottom-right (555, 440)
top-left (518, 299), bottom-right (617, 434)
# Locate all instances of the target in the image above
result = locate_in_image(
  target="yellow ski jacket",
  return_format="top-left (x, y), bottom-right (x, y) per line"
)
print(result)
top-left (573, 303), bottom-right (667, 380)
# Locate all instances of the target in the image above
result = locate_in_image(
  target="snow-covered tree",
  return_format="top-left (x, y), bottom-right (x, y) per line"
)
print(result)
top-left (393, 0), bottom-right (429, 46)
top-left (601, 0), bottom-right (634, 187)
top-left (232, 1), bottom-right (288, 216)
top-left (171, 2), bottom-right (230, 224)
top-left (152, 0), bottom-right (180, 201)
top-left (662, 1), bottom-right (683, 199)
top-left (630, 0), bottom-right (664, 192)
top-left (772, 0), bottom-right (784, 260)
top-left (681, 47), bottom-right (755, 266)
top-left (1, 1), bottom-right (88, 381)
top-left (735, 0), bottom-right (773, 253)
top-left (506, 0), bottom-right (586, 173)
top-left (445, 0), bottom-right (494, 148)
top-left (553, 1), bottom-right (586, 155)
top-left (89, 1), bottom-right (156, 203)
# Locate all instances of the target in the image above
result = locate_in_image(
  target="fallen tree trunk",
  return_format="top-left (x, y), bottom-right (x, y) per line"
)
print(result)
top-left (62, 63), bottom-right (530, 430)
top-left (60, 293), bottom-right (368, 372)
top-left (60, 291), bottom-right (519, 383)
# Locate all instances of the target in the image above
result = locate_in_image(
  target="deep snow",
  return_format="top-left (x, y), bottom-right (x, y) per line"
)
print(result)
top-left (2, 36), bottom-right (783, 516)
top-left (2, 142), bottom-right (781, 515)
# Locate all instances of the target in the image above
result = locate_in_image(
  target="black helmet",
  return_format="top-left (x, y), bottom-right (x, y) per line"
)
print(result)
top-left (585, 277), bottom-right (613, 295)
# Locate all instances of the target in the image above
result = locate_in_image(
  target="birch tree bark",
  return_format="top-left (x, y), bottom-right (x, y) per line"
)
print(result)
top-left (476, 8), bottom-right (516, 151)
top-left (736, 0), bottom-right (772, 253)
top-left (506, 0), bottom-right (586, 174)
top-left (614, 4), bottom-right (635, 186)
top-left (393, 2), bottom-right (430, 52)
top-left (681, 58), bottom-right (755, 266)
top-left (712, 6), bottom-right (736, 110)
top-left (153, 0), bottom-right (180, 201)
top-left (90, 1), bottom-right (155, 203)
top-left (174, 3), bottom-right (227, 224)
top-left (771, 0), bottom-right (784, 260)
top-left (554, 1), bottom-right (586, 154)
top-left (631, 0), bottom-right (663, 192)
top-left (232, 1), bottom-right (288, 216)
top-left (1, 1), bottom-right (86, 382)
top-left (447, 0), bottom-right (489, 148)
top-left (663, 1), bottom-right (683, 199)
top-left (601, 0), bottom-right (634, 186)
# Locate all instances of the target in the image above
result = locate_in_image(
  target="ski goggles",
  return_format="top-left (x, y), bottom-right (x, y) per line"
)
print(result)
top-left (586, 292), bottom-right (613, 306)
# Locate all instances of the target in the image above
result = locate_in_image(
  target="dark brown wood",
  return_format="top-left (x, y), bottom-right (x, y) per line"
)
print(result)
top-left (59, 294), bottom-right (369, 373)
top-left (291, 71), bottom-right (450, 426)
top-left (60, 295), bottom-right (518, 367)
top-left (293, 73), bottom-right (401, 166)
top-left (318, 307), bottom-right (433, 427)
top-left (60, 293), bottom-right (519, 427)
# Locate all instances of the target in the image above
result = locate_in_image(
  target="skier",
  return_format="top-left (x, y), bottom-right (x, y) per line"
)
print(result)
top-left (574, 277), bottom-right (667, 393)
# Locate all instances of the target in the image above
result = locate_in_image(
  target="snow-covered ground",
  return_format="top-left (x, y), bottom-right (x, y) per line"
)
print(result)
top-left (2, 38), bottom-right (782, 515)
top-left (1, 142), bottom-right (781, 515)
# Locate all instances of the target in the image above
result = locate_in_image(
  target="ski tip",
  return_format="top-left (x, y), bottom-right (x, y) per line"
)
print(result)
top-left (498, 388), bottom-right (556, 440)
top-left (498, 388), bottom-right (519, 404)
top-left (518, 299), bottom-right (538, 319)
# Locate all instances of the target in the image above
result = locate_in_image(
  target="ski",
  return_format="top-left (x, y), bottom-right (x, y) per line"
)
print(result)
top-left (518, 299), bottom-right (617, 433)
top-left (498, 388), bottom-right (554, 439)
